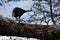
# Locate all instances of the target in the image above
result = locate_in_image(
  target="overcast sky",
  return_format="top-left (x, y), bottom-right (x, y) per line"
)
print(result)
top-left (0, 0), bottom-right (53, 25)
top-left (0, 0), bottom-right (34, 19)
top-left (0, 0), bottom-right (59, 25)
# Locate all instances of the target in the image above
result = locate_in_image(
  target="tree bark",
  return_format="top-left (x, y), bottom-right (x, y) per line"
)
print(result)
top-left (0, 17), bottom-right (60, 40)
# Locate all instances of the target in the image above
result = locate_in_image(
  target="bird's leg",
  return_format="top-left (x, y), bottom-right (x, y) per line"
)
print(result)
top-left (15, 17), bottom-right (17, 21)
top-left (19, 16), bottom-right (20, 23)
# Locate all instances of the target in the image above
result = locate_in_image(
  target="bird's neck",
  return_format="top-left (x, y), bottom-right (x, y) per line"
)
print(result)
top-left (27, 10), bottom-right (32, 12)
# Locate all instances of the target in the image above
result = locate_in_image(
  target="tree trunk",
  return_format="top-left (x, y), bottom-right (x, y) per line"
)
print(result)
top-left (50, 0), bottom-right (56, 25)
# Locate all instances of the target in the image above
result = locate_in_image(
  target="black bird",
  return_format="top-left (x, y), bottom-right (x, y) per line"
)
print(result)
top-left (12, 7), bottom-right (32, 23)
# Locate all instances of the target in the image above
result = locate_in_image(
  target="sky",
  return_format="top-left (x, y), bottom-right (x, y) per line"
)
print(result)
top-left (0, 0), bottom-right (53, 25)
top-left (0, 0), bottom-right (59, 25)
top-left (0, 0), bottom-right (34, 19)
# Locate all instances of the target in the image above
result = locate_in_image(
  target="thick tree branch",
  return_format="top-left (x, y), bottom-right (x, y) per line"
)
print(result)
top-left (0, 17), bottom-right (60, 40)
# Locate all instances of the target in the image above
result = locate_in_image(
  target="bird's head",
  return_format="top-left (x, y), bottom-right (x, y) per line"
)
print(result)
top-left (30, 7), bottom-right (32, 11)
top-left (27, 7), bottom-right (32, 12)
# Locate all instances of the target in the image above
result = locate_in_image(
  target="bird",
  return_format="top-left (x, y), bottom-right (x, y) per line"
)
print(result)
top-left (12, 7), bottom-right (32, 23)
